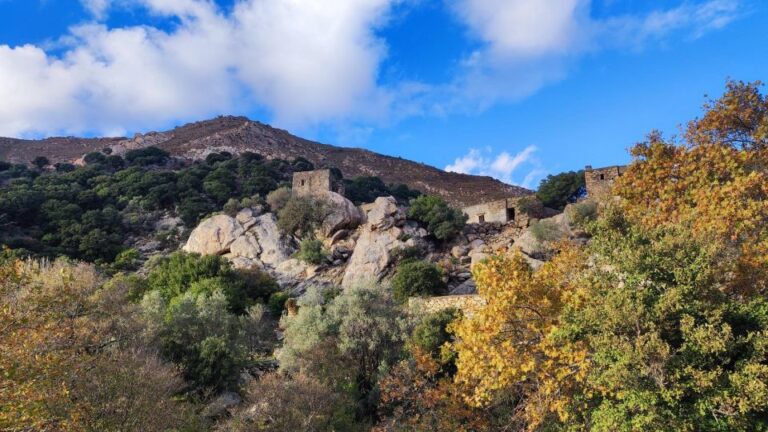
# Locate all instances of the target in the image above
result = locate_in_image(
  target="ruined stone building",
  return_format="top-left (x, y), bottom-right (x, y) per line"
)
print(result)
top-left (462, 196), bottom-right (540, 226)
top-left (292, 169), bottom-right (344, 197)
top-left (584, 165), bottom-right (626, 197)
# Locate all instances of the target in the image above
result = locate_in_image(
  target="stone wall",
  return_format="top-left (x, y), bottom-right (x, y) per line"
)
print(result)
top-left (462, 196), bottom-right (540, 227)
top-left (584, 165), bottom-right (626, 197)
top-left (409, 295), bottom-right (486, 318)
top-left (292, 169), bottom-right (343, 197)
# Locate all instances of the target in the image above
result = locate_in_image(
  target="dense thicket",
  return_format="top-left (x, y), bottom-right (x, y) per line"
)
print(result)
top-left (0, 150), bottom-right (297, 263)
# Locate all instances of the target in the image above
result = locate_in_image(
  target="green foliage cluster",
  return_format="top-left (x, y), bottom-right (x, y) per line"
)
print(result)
top-left (343, 176), bottom-right (421, 205)
top-left (146, 251), bottom-right (276, 314)
top-left (391, 259), bottom-right (446, 303)
top-left (409, 308), bottom-right (460, 363)
top-left (278, 284), bottom-right (405, 420)
top-left (141, 252), bottom-right (278, 391)
top-left (276, 196), bottom-right (327, 237)
top-left (0, 148), bottom-right (295, 263)
top-left (567, 199), bottom-right (598, 227)
top-left (296, 238), bottom-right (327, 264)
top-left (536, 170), bottom-right (586, 209)
top-left (407, 195), bottom-right (467, 241)
top-left (529, 219), bottom-right (564, 243)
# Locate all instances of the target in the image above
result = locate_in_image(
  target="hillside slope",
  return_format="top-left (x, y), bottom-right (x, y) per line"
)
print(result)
top-left (0, 116), bottom-right (530, 207)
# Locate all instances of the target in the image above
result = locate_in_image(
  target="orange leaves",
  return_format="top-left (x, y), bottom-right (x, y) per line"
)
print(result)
top-left (615, 82), bottom-right (768, 296)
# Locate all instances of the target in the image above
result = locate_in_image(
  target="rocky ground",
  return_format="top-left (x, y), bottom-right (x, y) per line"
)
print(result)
top-left (182, 192), bottom-right (584, 300)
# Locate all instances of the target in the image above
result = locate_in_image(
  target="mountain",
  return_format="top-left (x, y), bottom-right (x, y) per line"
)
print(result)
top-left (0, 116), bottom-right (530, 207)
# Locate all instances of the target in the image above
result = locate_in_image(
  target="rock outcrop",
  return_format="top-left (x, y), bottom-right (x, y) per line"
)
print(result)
top-left (183, 209), bottom-right (299, 281)
top-left (341, 197), bottom-right (428, 288)
top-left (321, 191), bottom-right (363, 237)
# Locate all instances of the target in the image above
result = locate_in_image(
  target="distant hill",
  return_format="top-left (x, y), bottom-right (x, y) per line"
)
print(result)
top-left (0, 116), bottom-right (530, 207)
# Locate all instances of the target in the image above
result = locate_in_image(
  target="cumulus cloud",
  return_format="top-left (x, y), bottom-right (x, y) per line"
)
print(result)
top-left (445, 145), bottom-right (542, 187)
top-left (0, 0), bottom-right (396, 136)
top-left (437, 0), bottom-right (743, 111)
top-left (0, 0), bottom-right (744, 137)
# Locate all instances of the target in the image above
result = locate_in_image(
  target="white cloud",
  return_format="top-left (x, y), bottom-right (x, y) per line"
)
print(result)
top-left (0, 0), bottom-right (397, 136)
top-left (0, 0), bottom-right (744, 137)
top-left (445, 145), bottom-right (542, 186)
top-left (437, 0), bottom-right (743, 111)
top-left (81, 0), bottom-right (112, 19)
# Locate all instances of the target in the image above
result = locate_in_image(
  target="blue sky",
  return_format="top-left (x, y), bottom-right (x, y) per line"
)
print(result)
top-left (0, 0), bottom-right (766, 188)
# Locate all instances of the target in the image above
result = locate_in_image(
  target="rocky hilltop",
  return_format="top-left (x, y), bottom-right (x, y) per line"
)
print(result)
top-left (0, 116), bottom-right (529, 207)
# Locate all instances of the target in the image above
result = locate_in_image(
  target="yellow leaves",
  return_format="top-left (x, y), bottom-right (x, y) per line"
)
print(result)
top-left (450, 248), bottom-right (591, 428)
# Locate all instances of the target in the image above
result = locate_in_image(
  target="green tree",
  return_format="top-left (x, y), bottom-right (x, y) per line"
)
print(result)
top-left (536, 170), bottom-right (585, 209)
top-left (146, 251), bottom-right (268, 314)
top-left (391, 260), bottom-right (446, 303)
top-left (407, 195), bottom-right (466, 241)
top-left (31, 156), bottom-right (50, 170)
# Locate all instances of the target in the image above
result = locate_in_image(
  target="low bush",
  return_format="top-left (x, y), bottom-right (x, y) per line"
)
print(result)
top-left (529, 219), bottom-right (564, 244)
top-left (266, 186), bottom-right (292, 212)
top-left (567, 200), bottom-right (598, 227)
top-left (391, 260), bottom-right (446, 303)
top-left (410, 308), bottom-right (461, 363)
top-left (296, 238), bottom-right (327, 264)
top-left (277, 196), bottom-right (326, 237)
top-left (268, 291), bottom-right (291, 315)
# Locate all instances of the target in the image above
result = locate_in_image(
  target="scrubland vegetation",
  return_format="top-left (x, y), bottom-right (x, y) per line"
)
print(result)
top-left (2, 81), bottom-right (768, 431)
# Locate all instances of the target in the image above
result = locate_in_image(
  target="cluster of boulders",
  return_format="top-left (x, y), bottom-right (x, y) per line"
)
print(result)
top-left (182, 207), bottom-right (310, 286)
top-left (341, 196), bottom-right (430, 288)
top-left (182, 190), bottom-right (583, 298)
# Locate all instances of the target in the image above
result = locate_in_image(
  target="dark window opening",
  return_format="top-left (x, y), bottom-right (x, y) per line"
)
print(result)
top-left (599, 174), bottom-right (605, 180)
top-left (506, 208), bottom-right (515, 221)
top-left (478, 214), bottom-right (485, 223)
top-left (301, 179), bottom-right (306, 186)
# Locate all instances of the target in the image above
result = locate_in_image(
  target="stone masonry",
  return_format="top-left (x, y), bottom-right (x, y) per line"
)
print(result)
top-left (462, 196), bottom-right (541, 226)
top-left (292, 169), bottom-right (344, 197)
top-left (584, 165), bottom-right (626, 197)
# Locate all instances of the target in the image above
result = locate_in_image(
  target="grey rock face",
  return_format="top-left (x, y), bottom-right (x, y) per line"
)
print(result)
top-left (321, 191), bottom-right (363, 237)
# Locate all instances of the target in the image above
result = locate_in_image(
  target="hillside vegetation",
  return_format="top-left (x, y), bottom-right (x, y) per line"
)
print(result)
top-left (1, 81), bottom-right (767, 431)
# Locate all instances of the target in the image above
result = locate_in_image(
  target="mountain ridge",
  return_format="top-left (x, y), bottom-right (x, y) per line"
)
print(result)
top-left (0, 116), bottom-right (531, 207)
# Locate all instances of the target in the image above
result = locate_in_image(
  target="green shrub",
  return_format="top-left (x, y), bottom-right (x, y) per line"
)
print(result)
top-left (567, 200), bottom-right (598, 227)
top-left (391, 260), bottom-right (446, 303)
top-left (410, 308), bottom-right (461, 364)
top-left (277, 196), bottom-right (326, 237)
top-left (112, 248), bottom-right (141, 271)
top-left (530, 219), bottom-right (564, 243)
top-left (266, 186), bottom-right (292, 212)
top-left (223, 198), bottom-right (241, 216)
top-left (32, 156), bottom-right (50, 169)
top-left (407, 195), bottom-right (467, 241)
top-left (268, 291), bottom-right (291, 315)
top-left (296, 238), bottom-right (327, 264)
top-left (146, 251), bottom-right (256, 314)
top-left (141, 289), bottom-right (248, 391)
top-left (125, 146), bottom-right (170, 166)
top-left (392, 245), bottom-right (424, 262)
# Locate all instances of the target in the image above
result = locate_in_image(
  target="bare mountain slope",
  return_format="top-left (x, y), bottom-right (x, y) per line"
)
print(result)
top-left (0, 116), bottom-right (530, 207)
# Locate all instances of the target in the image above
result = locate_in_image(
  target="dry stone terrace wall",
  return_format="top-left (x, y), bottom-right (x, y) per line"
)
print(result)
top-left (409, 295), bottom-right (486, 318)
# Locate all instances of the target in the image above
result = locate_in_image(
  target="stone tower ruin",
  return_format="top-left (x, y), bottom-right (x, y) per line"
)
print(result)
top-left (292, 169), bottom-right (344, 197)
top-left (584, 165), bottom-right (626, 197)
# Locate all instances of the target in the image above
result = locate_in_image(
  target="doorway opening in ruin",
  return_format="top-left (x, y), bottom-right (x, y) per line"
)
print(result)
top-left (506, 208), bottom-right (515, 221)
top-left (478, 214), bottom-right (485, 223)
